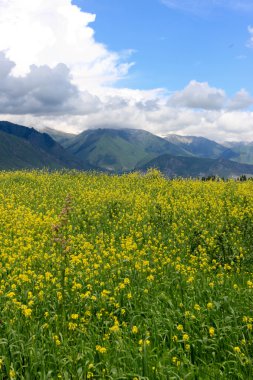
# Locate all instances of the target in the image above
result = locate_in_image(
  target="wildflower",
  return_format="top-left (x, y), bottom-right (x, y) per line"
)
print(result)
top-left (132, 326), bottom-right (138, 334)
top-left (183, 333), bottom-right (189, 341)
top-left (22, 307), bottom-right (32, 318)
top-left (172, 356), bottom-right (181, 367)
top-left (177, 324), bottom-right (184, 331)
top-left (7, 292), bottom-right (15, 298)
top-left (9, 369), bottom-right (16, 379)
top-left (209, 327), bottom-right (215, 337)
top-left (68, 322), bottom-right (77, 331)
top-left (207, 302), bottom-right (213, 310)
top-left (53, 335), bottom-right (61, 346)
top-left (110, 324), bottom-right (120, 333)
top-left (233, 346), bottom-right (241, 353)
top-left (57, 292), bottom-right (63, 301)
top-left (96, 345), bottom-right (107, 354)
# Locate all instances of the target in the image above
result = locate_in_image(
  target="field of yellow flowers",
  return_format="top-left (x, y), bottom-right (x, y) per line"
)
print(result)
top-left (1, 170), bottom-right (253, 379)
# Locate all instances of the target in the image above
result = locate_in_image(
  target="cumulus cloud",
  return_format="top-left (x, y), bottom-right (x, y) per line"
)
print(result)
top-left (227, 89), bottom-right (253, 110)
top-left (0, 0), bottom-right (133, 90)
top-left (1, 0), bottom-right (253, 142)
top-left (169, 81), bottom-right (226, 110)
top-left (0, 52), bottom-right (101, 115)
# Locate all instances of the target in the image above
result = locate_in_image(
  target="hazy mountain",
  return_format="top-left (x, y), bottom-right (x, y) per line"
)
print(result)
top-left (224, 141), bottom-right (253, 165)
top-left (138, 154), bottom-right (253, 178)
top-left (65, 128), bottom-right (192, 172)
top-left (164, 134), bottom-right (238, 160)
top-left (43, 127), bottom-right (76, 147)
top-left (0, 121), bottom-right (82, 169)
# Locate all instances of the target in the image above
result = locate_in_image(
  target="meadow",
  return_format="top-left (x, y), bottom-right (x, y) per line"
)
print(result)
top-left (0, 170), bottom-right (253, 379)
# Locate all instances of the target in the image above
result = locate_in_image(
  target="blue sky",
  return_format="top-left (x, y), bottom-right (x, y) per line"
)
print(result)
top-left (74, 0), bottom-right (253, 95)
top-left (0, 0), bottom-right (253, 141)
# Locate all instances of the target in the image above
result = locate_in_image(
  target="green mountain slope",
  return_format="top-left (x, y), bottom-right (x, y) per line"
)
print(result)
top-left (65, 128), bottom-right (192, 171)
top-left (164, 134), bottom-right (237, 160)
top-left (138, 154), bottom-right (253, 178)
top-left (0, 121), bottom-right (82, 169)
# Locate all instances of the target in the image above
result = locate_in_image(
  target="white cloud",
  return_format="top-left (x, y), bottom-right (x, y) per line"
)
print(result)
top-left (227, 89), bottom-right (253, 110)
top-left (248, 26), bottom-right (253, 47)
top-left (0, 0), bottom-right (253, 142)
top-left (0, 52), bottom-right (101, 115)
top-left (0, 0), bottom-right (133, 90)
top-left (169, 80), bottom-right (226, 110)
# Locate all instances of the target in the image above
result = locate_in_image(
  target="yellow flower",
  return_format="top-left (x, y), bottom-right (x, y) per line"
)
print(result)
top-left (233, 346), bottom-right (241, 353)
top-left (53, 335), bottom-right (61, 346)
top-left (177, 324), bottom-right (184, 331)
top-left (71, 314), bottom-right (79, 320)
top-left (132, 326), bottom-right (138, 334)
top-left (96, 345), bottom-right (107, 354)
top-left (209, 327), bottom-right (215, 337)
top-left (22, 307), bottom-right (32, 318)
top-left (68, 322), bottom-right (77, 330)
top-left (9, 369), bottom-right (16, 379)
top-left (110, 324), bottom-right (120, 333)
top-left (207, 302), bottom-right (213, 310)
top-left (7, 292), bottom-right (15, 298)
top-left (172, 356), bottom-right (181, 367)
top-left (183, 333), bottom-right (189, 341)
top-left (57, 292), bottom-right (63, 301)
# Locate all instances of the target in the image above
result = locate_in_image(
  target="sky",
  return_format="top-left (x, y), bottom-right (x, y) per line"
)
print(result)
top-left (0, 0), bottom-right (253, 141)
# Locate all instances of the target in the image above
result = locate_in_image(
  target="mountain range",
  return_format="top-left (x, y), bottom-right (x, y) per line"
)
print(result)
top-left (1, 120), bottom-right (253, 178)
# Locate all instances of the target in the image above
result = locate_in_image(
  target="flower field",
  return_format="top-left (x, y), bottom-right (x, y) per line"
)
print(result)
top-left (1, 170), bottom-right (253, 379)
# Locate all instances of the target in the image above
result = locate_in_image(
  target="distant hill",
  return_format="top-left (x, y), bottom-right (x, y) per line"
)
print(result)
top-left (164, 134), bottom-right (237, 160)
top-left (64, 128), bottom-right (192, 172)
top-left (138, 154), bottom-right (253, 178)
top-left (223, 141), bottom-right (253, 165)
top-left (0, 121), bottom-right (82, 169)
top-left (2, 121), bottom-right (253, 177)
top-left (43, 127), bottom-right (76, 147)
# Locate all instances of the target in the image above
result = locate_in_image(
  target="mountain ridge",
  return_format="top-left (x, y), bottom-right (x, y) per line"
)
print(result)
top-left (1, 120), bottom-right (253, 178)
